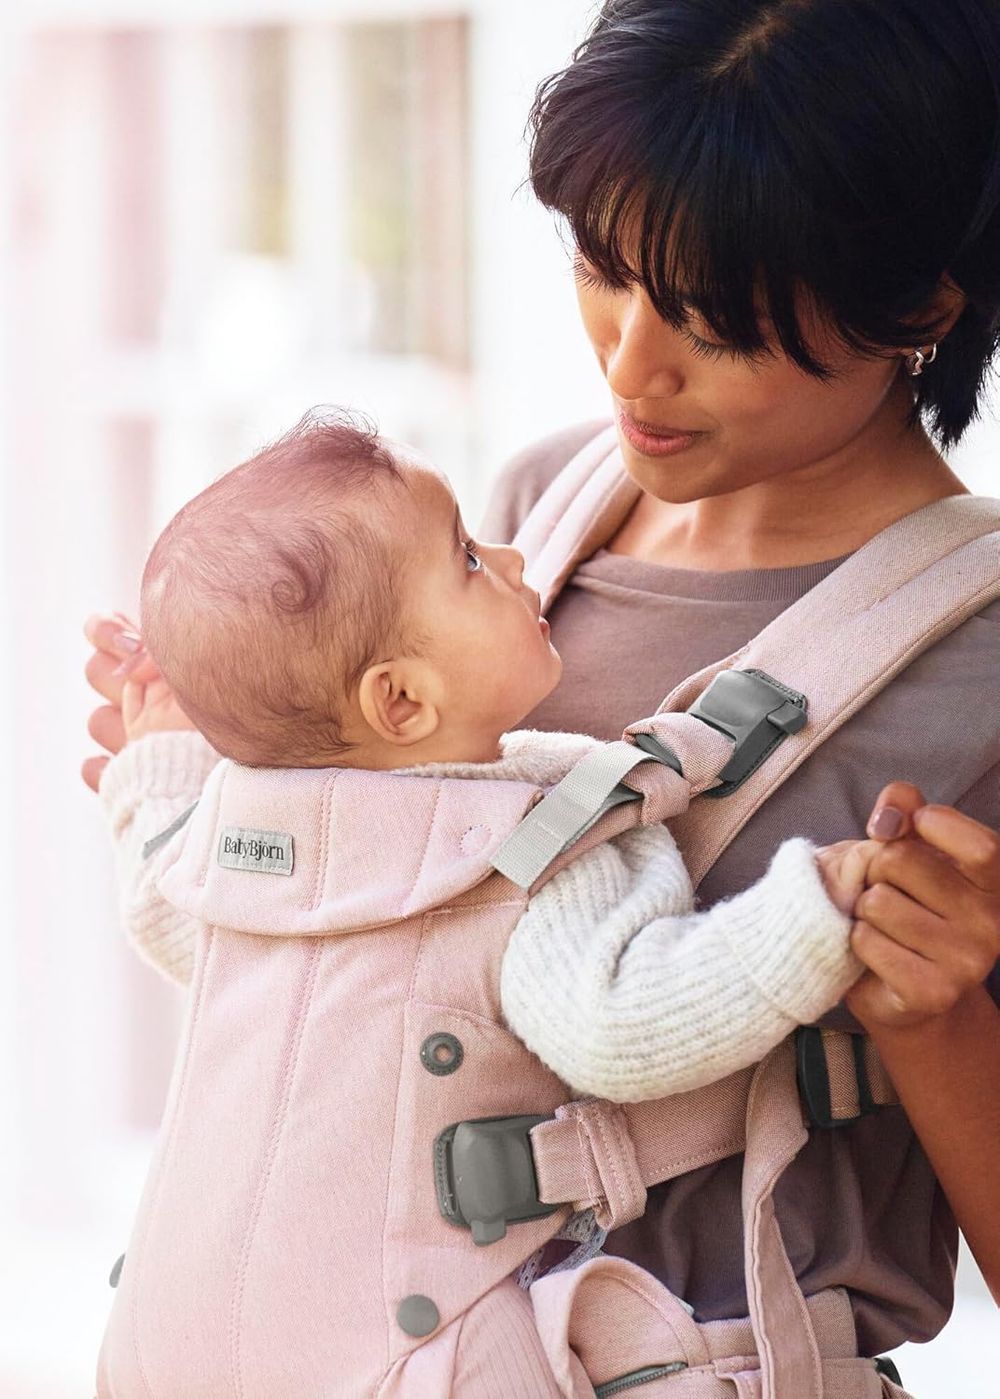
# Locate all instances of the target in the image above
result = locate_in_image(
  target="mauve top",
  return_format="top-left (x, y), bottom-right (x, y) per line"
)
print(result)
top-left (479, 421), bottom-right (1000, 1354)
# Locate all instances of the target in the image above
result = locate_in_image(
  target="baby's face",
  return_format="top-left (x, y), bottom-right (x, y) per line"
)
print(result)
top-left (386, 451), bottom-right (563, 741)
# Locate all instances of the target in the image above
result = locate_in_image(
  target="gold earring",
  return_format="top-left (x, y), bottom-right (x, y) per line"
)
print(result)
top-left (907, 343), bottom-right (938, 377)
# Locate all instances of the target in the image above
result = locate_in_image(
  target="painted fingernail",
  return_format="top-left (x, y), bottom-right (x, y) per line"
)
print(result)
top-left (112, 653), bottom-right (145, 677)
top-left (869, 807), bottom-right (904, 840)
top-left (113, 631), bottom-right (143, 653)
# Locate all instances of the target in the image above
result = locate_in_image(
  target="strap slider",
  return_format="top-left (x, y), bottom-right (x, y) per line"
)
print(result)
top-left (689, 669), bottom-right (807, 798)
top-left (433, 1115), bottom-right (558, 1245)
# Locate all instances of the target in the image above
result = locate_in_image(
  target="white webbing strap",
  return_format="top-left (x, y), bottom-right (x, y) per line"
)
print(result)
top-left (490, 740), bottom-right (681, 890)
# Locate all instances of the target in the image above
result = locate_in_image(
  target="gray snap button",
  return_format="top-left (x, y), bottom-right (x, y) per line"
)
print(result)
top-left (420, 1032), bottom-right (463, 1076)
top-left (109, 1253), bottom-right (125, 1288)
top-left (396, 1293), bottom-right (440, 1337)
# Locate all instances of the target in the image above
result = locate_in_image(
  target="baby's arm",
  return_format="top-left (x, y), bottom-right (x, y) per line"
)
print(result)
top-left (501, 827), bottom-right (871, 1101)
top-left (99, 730), bottom-right (220, 986)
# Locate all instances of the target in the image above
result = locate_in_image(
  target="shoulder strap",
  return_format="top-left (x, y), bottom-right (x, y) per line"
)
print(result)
top-left (513, 424), bottom-right (638, 612)
top-left (515, 426), bottom-right (1000, 887)
top-left (653, 493), bottom-right (1000, 885)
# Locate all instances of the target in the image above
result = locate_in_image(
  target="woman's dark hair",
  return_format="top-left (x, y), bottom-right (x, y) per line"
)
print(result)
top-left (529, 0), bottom-right (1000, 447)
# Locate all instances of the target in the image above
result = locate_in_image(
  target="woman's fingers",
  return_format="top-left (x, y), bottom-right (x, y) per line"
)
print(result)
top-left (85, 648), bottom-right (130, 705)
top-left (912, 803), bottom-right (1000, 894)
top-left (80, 754), bottom-right (110, 795)
top-left (84, 628), bottom-right (160, 705)
top-left (866, 781), bottom-right (925, 841)
top-left (858, 860), bottom-right (998, 980)
top-left (846, 925), bottom-right (944, 1023)
top-left (87, 703), bottom-right (126, 756)
top-left (863, 837), bottom-right (968, 922)
top-left (83, 612), bottom-right (142, 655)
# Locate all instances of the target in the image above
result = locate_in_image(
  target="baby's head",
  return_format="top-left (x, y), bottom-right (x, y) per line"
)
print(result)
top-left (141, 411), bottom-right (562, 768)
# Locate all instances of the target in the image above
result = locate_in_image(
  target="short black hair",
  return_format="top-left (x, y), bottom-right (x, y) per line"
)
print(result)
top-left (529, 0), bottom-right (1000, 447)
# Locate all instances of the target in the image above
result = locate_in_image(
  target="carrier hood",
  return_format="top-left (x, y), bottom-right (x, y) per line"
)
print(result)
top-left (155, 753), bottom-right (549, 936)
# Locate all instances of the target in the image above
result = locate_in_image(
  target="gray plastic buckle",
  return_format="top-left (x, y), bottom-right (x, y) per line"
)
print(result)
top-left (688, 668), bottom-right (807, 798)
top-left (433, 1114), bottom-right (558, 1246)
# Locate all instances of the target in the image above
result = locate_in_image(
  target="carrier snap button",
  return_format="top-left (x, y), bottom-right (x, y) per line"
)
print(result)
top-left (420, 1032), bottom-right (463, 1076)
top-left (109, 1253), bottom-right (125, 1288)
top-left (396, 1294), bottom-right (440, 1337)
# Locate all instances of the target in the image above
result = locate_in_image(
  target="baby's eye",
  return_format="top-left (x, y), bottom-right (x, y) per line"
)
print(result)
top-left (464, 540), bottom-right (484, 573)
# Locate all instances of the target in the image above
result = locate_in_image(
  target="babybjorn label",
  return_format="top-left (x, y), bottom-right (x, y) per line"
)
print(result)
top-left (218, 826), bottom-right (294, 876)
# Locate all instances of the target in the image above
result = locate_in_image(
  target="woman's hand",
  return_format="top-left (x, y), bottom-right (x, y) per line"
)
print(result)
top-left (845, 782), bottom-right (1000, 1032)
top-left (82, 613), bottom-right (195, 792)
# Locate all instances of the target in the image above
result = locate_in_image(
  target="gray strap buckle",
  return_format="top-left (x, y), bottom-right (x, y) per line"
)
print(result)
top-left (688, 668), bottom-right (807, 798)
top-left (433, 1114), bottom-right (558, 1245)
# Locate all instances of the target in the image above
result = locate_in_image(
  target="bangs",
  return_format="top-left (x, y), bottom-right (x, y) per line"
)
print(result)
top-left (531, 67), bottom-right (840, 375)
top-left (526, 0), bottom-right (958, 380)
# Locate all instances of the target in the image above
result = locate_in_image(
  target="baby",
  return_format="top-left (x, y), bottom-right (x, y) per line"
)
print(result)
top-left (97, 409), bottom-right (881, 1395)
top-left (107, 409), bottom-right (872, 1103)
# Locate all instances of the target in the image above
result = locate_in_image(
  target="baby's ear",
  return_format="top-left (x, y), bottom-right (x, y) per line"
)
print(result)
top-left (357, 659), bottom-right (441, 747)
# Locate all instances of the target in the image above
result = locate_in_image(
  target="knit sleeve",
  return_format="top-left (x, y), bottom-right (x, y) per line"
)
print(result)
top-left (99, 731), bottom-right (221, 987)
top-left (500, 828), bottom-right (862, 1101)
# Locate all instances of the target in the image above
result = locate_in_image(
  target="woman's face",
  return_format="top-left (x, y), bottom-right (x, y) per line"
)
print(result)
top-left (573, 254), bottom-right (914, 503)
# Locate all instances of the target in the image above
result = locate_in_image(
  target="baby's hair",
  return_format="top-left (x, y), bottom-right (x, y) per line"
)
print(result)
top-left (141, 409), bottom-right (405, 765)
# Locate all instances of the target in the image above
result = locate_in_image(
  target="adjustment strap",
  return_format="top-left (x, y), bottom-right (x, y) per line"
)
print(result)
top-left (529, 1033), bottom-right (896, 1219)
top-left (142, 801), bottom-right (199, 860)
top-left (490, 740), bottom-right (680, 890)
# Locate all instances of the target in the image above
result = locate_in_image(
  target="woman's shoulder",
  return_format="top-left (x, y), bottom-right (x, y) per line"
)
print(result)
top-left (478, 419), bottom-right (611, 544)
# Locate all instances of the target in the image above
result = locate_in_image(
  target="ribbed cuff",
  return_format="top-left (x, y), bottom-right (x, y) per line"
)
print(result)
top-left (99, 731), bottom-right (221, 824)
top-left (718, 837), bottom-right (862, 1025)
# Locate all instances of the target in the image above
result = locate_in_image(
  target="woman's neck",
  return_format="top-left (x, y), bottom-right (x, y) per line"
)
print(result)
top-left (608, 421), bottom-right (968, 573)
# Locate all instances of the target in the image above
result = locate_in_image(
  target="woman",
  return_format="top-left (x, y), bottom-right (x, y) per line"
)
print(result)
top-left (85, 0), bottom-right (1000, 1378)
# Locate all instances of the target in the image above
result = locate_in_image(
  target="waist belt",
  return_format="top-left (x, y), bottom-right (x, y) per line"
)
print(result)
top-left (436, 1034), bottom-right (900, 1399)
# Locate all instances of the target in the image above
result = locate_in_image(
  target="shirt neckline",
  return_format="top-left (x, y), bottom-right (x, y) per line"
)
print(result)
top-left (576, 547), bottom-right (855, 603)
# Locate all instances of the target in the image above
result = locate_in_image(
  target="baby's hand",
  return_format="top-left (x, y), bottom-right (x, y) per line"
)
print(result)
top-left (122, 672), bottom-right (196, 743)
top-left (815, 839), bottom-right (881, 916)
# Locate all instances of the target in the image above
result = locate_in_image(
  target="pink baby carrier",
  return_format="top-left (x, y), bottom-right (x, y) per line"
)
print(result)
top-left (97, 427), bottom-right (1000, 1398)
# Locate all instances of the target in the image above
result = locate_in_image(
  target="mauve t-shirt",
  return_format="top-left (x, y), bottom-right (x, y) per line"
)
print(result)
top-left (479, 421), bottom-right (1000, 1354)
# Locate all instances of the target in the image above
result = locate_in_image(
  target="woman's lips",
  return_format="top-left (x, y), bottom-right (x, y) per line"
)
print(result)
top-left (618, 408), bottom-right (704, 458)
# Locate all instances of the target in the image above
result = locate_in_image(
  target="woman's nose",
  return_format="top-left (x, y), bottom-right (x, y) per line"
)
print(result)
top-left (603, 291), bottom-right (685, 402)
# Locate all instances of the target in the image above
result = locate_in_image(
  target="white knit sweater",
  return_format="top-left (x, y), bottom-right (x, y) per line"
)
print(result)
top-left (99, 729), bottom-right (862, 1101)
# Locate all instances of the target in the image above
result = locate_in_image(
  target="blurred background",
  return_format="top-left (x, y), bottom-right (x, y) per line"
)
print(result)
top-left (0, 2), bottom-right (995, 1394)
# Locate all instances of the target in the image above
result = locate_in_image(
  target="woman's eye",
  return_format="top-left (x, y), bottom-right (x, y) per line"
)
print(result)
top-left (682, 327), bottom-right (764, 367)
top-left (682, 328), bottom-right (733, 361)
top-left (464, 541), bottom-right (484, 572)
top-left (572, 253), bottom-right (620, 293)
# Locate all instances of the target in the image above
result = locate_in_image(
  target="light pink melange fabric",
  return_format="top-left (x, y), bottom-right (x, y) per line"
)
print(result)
top-left (97, 759), bottom-right (576, 1398)
top-left (96, 752), bottom-right (905, 1399)
top-left (94, 429), bottom-right (995, 1396)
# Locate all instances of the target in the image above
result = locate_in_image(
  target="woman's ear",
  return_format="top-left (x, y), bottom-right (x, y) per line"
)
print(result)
top-left (356, 659), bottom-right (441, 748)
top-left (927, 274), bottom-right (968, 340)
